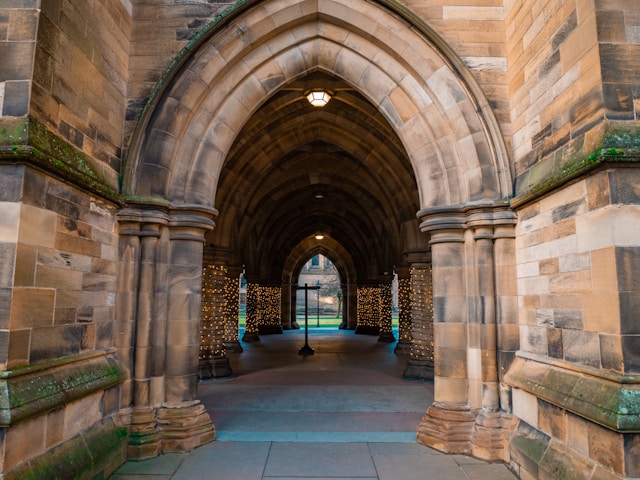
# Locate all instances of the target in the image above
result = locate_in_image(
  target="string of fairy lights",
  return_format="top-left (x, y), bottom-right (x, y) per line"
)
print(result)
top-left (355, 284), bottom-right (393, 331)
top-left (379, 283), bottom-right (393, 335)
top-left (357, 286), bottom-right (379, 328)
top-left (223, 275), bottom-right (240, 344)
top-left (397, 277), bottom-right (412, 343)
top-left (201, 264), bottom-right (433, 361)
top-left (244, 283), bottom-right (282, 331)
top-left (409, 266), bottom-right (434, 362)
top-left (200, 264), bottom-right (227, 359)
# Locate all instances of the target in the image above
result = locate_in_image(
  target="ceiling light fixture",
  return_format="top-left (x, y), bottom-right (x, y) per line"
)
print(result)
top-left (306, 89), bottom-right (332, 107)
top-left (314, 234), bottom-right (324, 240)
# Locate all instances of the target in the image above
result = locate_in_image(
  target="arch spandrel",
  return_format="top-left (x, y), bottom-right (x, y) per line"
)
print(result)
top-left (126, 0), bottom-right (512, 211)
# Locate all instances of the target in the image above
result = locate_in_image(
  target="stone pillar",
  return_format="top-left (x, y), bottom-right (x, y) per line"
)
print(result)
top-left (417, 226), bottom-right (476, 453)
top-left (403, 263), bottom-right (434, 380)
top-left (199, 264), bottom-right (232, 379)
top-left (394, 268), bottom-right (412, 354)
top-left (158, 207), bottom-right (216, 452)
top-left (117, 209), bottom-right (168, 459)
top-left (469, 223), bottom-right (518, 462)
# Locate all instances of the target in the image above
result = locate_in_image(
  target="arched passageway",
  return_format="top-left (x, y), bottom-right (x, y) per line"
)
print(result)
top-left (118, 0), bottom-right (515, 463)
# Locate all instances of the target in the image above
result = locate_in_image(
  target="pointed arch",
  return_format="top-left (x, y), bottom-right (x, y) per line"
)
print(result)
top-left (124, 0), bottom-right (512, 211)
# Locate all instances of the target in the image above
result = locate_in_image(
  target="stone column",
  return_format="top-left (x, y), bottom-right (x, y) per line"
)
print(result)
top-left (417, 226), bottom-right (476, 453)
top-left (117, 208), bottom-right (168, 459)
top-left (403, 263), bottom-right (434, 380)
top-left (157, 207), bottom-right (215, 452)
top-left (199, 264), bottom-right (232, 379)
top-left (470, 223), bottom-right (518, 462)
top-left (394, 268), bottom-right (412, 354)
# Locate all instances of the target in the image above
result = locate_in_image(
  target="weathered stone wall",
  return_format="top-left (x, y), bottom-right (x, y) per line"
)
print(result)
top-left (0, 164), bottom-right (125, 477)
top-left (515, 170), bottom-right (640, 373)
top-left (124, 0), bottom-right (510, 164)
top-left (508, 0), bottom-right (640, 199)
top-left (0, 2), bottom-right (37, 121)
top-left (0, 165), bottom-right (118, 369)
top-left (29, 0), bottom-right (133, 188)
top-left (509, 168), bottom-right (640, 478)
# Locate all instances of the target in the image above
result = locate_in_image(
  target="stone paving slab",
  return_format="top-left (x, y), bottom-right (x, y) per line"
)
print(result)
top-left (111, 331), bottom-right (519, 479)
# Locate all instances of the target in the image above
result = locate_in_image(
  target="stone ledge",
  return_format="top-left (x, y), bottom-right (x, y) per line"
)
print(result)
top-left (0, 350), bottom-right (126, 426)
top-left (0, 116), bottom-right (120, 203)
top-left (2, 417), bottom-right (127, 480)
top-left (511, 124), bottom-right (640, 208)
top-left (504, 353), bottom-right (640, 433)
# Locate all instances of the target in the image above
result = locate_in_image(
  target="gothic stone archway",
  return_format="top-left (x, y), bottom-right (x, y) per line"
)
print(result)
top-left (120, 0), bottom-right (515, 461)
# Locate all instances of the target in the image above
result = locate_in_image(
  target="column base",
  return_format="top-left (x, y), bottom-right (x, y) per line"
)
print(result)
top-left (394, 339), bottom-right (411, 355)
top-left (403, 359), bottom-right (434, 381)
top-left (417, 402), bottom-right (477, 454)
top-left (157, 401), bottom-right (215, 452)
top-left (223, 340), bottom-right (243, 353)
top-left (199, 356), bottom-right (233, 379)
top-left (378, 331), bottom-right (396, 343)
top-left (242, 331), bottom-right (260, 342)
top-left (127, 407), bottom-right (161, 460)
top-left (471, 409), bottom-right (518, 462)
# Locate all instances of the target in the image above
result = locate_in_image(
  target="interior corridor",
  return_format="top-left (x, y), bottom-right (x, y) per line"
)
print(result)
top-left (112, 330), bottom-right (517, 479)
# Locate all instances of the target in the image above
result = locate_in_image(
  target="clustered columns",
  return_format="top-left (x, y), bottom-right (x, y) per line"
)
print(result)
top-left (117, 204), bottom-right (216, 460)
top-left (403, 261), bottom-right (434, 380)
top-left (416, 205), bottom-right (518, 462)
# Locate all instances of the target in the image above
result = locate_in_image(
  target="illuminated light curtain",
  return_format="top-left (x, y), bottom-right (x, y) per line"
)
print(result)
top-left (356, 285), bottom-right (380, 334)
top-left (258, 285), bottom-right (281, 331)
top-left (200, 265), bottom-right (226, 360)
top-left (410, 266), bottom-right (434, 363)
top-left (395, 277), bottom-right (412, 353)
top-left (223, 274), bottom-right (243, 352)
top-left (378, 282), bottom-right (395, 342)
top-left (243, 282), bottom-right (260, 341)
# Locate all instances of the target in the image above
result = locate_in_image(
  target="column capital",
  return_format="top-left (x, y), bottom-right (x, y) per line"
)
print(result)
top-left (418, 203), bottom-right (516, 237)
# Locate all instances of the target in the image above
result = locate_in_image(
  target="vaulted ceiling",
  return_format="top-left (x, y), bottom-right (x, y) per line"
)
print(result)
top-left (207, 71), bottom-right (421, 282)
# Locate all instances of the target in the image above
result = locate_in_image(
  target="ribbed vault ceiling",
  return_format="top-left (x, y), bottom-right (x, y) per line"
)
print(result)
top-left (207, 72), bottom-right (421, 282)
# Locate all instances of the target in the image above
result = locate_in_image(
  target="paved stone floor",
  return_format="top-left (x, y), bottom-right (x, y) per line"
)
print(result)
top-left (111, 328), bottom-right (518, 479)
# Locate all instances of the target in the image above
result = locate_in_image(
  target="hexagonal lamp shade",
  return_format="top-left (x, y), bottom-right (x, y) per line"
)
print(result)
top-left (306, 89), bottom-right (332, 107)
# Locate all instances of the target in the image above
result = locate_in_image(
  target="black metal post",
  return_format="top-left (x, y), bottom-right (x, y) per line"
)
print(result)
top-left (298, 283), bottom-right (319, 356)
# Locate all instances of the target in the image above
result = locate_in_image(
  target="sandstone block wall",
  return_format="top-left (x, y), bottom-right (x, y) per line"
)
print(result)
top-left (515, 169), bottom-right (640, 373)
top-left (29, 0), bottom-right (133, 188)
top-left (0, 2), bottom-right (37, 119)
top-left (508, 0), bottom-right (640, 199)
top-left (0, 164), bottom-right (119, 368)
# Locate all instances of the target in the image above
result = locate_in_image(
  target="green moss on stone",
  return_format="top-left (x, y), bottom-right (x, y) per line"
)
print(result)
top-left (513, 124), bottom-right (640, 208)
top-left (0, 117), bottom-right (121, 203)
